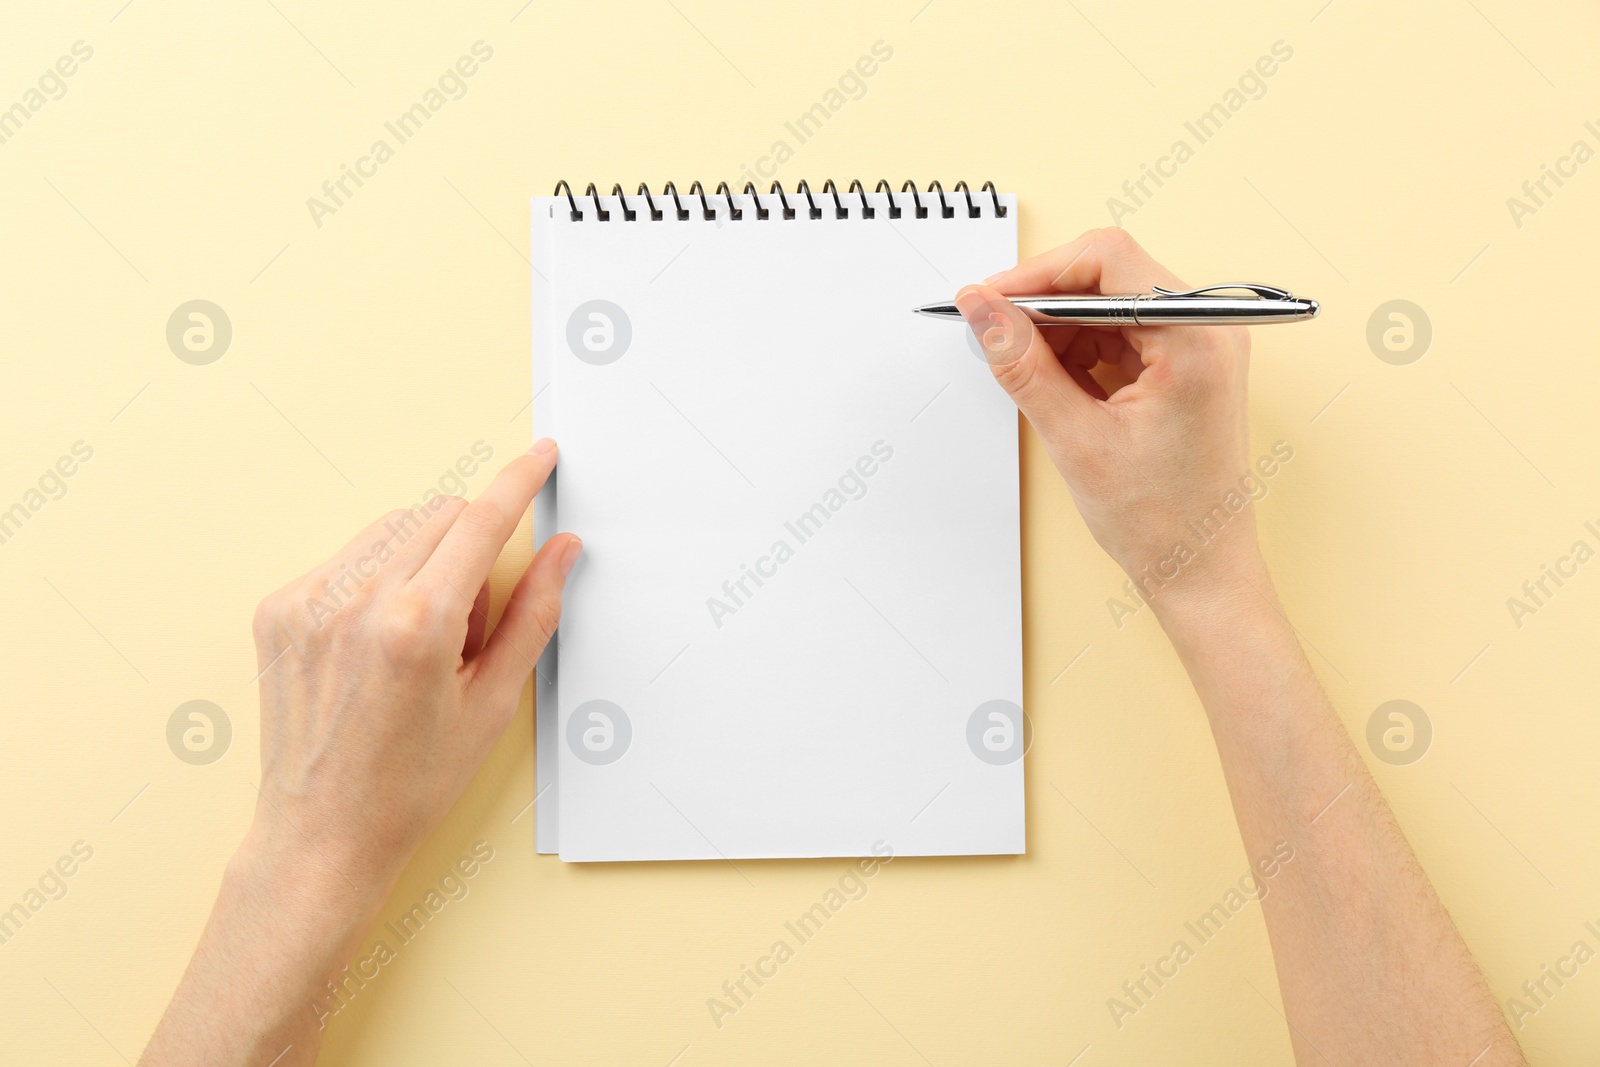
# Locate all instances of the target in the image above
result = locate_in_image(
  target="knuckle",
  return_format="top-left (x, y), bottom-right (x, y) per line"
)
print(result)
top-left (1094, 226), bottom-right (1136, 256)
top-left (989, 348), bottom-right (1041, 399)
top-left (291, 582), bottom-right (339, 639)
top-left (251, 594), bottom-right (282, 642)
top-left (456, 499), bottom-right (506, 540)
top-left (298, 566), bottom-right (355, 617)
top-left (426, 494), bottom-right (467, 521)
top-left (378, 593), bottom-right (440, 661)
top-left (381, 507), bottom-right (423, 539)
top-left (529, 589), bottom-right (563, 642)
top-left (1179, 327), bottom-right (1250, 383)
top-left (1222, 325), bottom-right (1251, 360)
top-left (993, 354), bottom-right (1080, 450)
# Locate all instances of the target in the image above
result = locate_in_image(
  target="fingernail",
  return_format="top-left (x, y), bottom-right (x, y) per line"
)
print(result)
top-left (953, 285), bottom-right (1030, 366)
top-left (530, 438), bottom-right (556, 455)
top-left (559, 536), bottom-right (582, 576)
top-left (983, 269), bottom-right (1008, 284)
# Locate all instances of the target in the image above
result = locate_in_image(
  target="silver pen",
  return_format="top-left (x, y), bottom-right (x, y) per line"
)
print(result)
top-left (913, 283), bottom-right (1319, 326)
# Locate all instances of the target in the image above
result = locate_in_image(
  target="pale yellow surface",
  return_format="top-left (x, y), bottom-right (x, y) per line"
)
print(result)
top-left (4, 1), bottom-right (1598, 1063)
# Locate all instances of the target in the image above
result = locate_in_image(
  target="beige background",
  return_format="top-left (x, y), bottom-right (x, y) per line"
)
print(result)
top-left (3, 0), bottom-right (1598, 1063)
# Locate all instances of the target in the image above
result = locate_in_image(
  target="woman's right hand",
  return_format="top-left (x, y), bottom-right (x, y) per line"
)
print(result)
top-left (956, 228), bottom-right (1269, 615)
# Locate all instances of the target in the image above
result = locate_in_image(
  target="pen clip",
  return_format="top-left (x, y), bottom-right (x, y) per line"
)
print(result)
top-left (1150, 283), bottom-right (1294, 300)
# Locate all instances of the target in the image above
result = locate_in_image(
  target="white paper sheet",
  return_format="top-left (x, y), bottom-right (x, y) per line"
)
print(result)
top-left (531, 200), bottom-right (560, 852)
top-left (533, 188), bottom-right (1022, 861)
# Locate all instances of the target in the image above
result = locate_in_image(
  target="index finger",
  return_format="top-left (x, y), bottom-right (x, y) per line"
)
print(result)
top-left (987, 228), bottom-right (1187, 297)
top-left (413, 440), bottom-right (557, 601)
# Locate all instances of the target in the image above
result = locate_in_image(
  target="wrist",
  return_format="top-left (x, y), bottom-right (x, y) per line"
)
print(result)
top-left (1144, 546), bottom-right (1280, 651)
top-left (1137, 536), bottom-right (1270, 620)
top-left (149, 825), bottom-right (397, 1059)
top-left (227, 821), bottom-right (394, 957)
top-left (1146, 553), bottom-right (1314, 731)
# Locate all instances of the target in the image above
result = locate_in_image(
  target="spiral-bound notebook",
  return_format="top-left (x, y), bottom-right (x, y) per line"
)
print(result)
top-left (532, 180), bottom-right (1023, 862)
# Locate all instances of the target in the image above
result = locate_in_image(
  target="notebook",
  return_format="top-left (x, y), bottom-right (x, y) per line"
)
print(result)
top-left (532, 179), bottom-right (1023, 862)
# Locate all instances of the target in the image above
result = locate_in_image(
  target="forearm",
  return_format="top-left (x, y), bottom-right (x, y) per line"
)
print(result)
top-left (141, 827), bottom-right (391, 1067)
top-left (1155, 560), bottom-right (1522, 1066)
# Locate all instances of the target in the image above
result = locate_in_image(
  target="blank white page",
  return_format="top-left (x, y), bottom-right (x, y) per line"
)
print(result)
top-left (535, 187), bottom-right (1022, 861)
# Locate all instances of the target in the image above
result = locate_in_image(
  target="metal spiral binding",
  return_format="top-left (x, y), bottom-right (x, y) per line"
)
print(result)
top-left (715, 181), bottom-right (742, 220)
top-left (610, 184), bottom-right (636, 222)
top-left (637, 182), bottom-right (663, 222)
top-left (686, 181), bottom-right (714, 221)
top-left (848, 180), bottom-right (874, 219)
top-left (873, 180), bottom-right (897, 218)
top-left (552, 181), bottom-right (1007, 221)
top-left (743, 182), bottom-right (770, 220)
top-left (820, 180), bottom-right (848, 220)
top-left (769, 181), bottom-right (795, 220)
top-left (662, 182), bottom-right (689, 221)
top-left (583, 183), bottom-right (610, 222)
top-left (795, 179), bottom-right (821, 220)
top-left (901, 180), bottom-right (926, 219)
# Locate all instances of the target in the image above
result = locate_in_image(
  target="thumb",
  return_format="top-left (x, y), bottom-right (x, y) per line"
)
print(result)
top-left (469, 532), bottom-right (581, 705)
top-left (954, 285), bottom-right (1100, 445)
